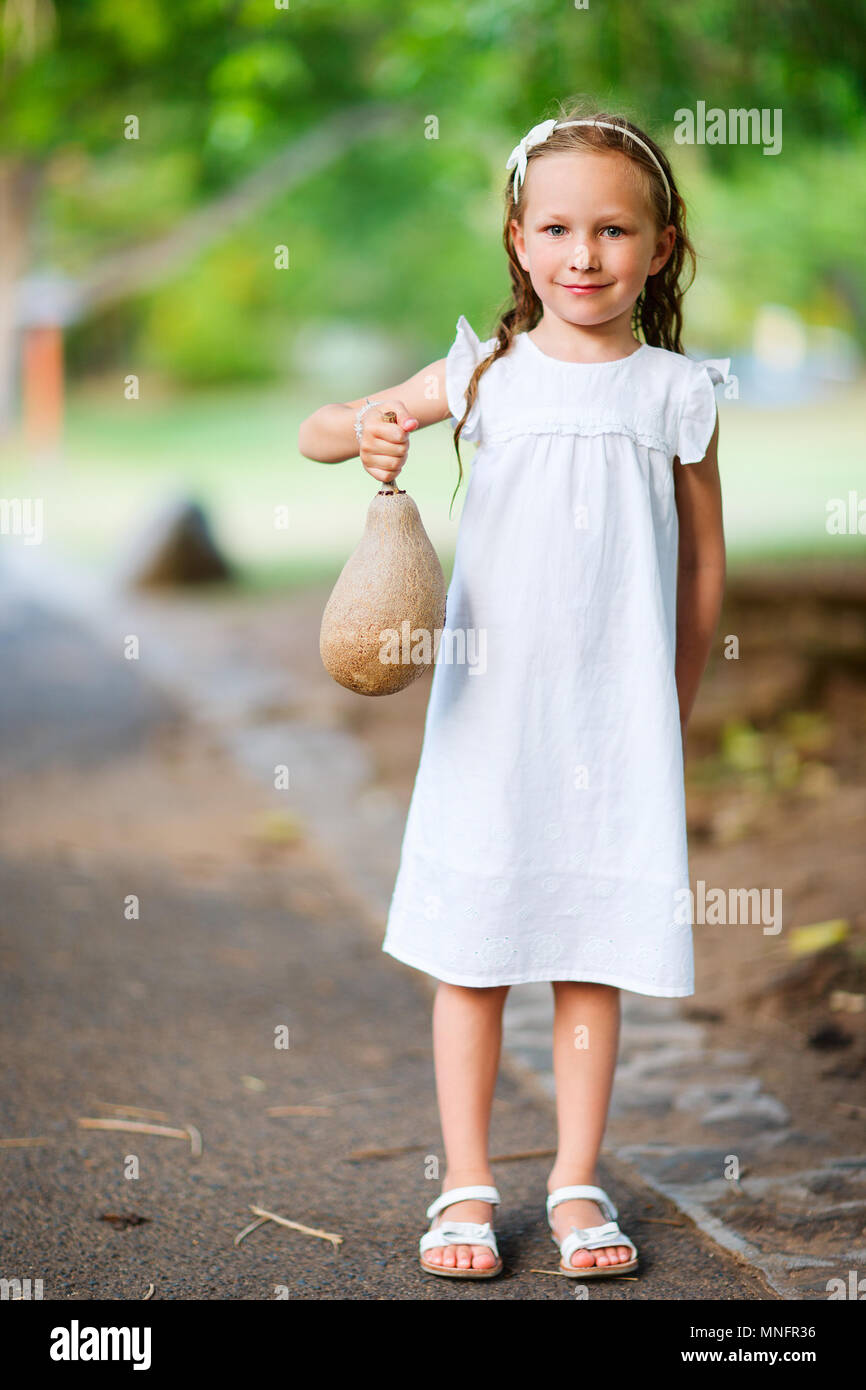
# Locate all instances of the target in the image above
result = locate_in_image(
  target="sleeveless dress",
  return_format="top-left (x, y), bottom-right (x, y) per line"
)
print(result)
top-left (381, 315), bottom-right (729, 996)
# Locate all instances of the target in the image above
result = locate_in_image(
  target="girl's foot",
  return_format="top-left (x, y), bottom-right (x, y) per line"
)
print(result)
top-left (547, 1177), bottom-right (633, 1270)
top-left (424, 1170), bottom-right (499, 1272)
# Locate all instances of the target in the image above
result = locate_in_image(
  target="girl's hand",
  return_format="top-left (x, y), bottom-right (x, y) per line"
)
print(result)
top-left (359, 401), bottom-right (419, 484)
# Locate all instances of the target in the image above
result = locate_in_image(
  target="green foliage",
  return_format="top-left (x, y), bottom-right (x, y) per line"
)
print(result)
top-left (3, 0), bottom-right (866, 378)
top-left (139, 248), bottom-right (280, 384)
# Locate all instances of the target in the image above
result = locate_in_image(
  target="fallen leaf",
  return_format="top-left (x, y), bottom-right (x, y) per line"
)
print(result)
top-left (789, 919), bottom-right (850, 957)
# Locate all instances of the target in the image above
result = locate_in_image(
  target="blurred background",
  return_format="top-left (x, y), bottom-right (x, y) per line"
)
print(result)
top-left (1, 0), bottom-right (864, 576)
top-left (1, 0), bottom-right (866, 1301)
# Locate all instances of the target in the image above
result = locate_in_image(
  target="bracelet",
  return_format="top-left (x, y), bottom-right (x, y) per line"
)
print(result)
top-left (354, 397), bottom-right (384, 444)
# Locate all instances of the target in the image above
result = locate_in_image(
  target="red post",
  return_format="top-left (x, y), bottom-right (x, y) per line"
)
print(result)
top-left (22, 323), bottom-right (63, 458)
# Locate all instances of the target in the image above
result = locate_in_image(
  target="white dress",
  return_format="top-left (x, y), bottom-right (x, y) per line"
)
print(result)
top-left (382, 315), bottom-right (729, 996)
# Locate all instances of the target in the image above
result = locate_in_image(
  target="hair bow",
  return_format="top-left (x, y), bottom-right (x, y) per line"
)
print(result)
top-left (505, 118), bottom-right (558, 199)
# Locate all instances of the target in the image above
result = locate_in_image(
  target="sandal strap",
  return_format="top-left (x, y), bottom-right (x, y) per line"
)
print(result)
top-left (556, 1221), bottom-right (637, 1265)
top-left (546, 1184), bottom-right (617, 1223)
top-left (419, 1221), bottom-right (499, 1256)
top-left (425, 1185), bottom-right (501, 1221)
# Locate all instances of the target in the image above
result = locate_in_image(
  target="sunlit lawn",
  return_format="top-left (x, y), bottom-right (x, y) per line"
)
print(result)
top-left (1, 374), bottom-right (863, 595)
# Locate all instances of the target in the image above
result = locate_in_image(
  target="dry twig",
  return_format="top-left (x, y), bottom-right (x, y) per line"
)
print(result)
top-left (184, 1125), bottom-right (203, 1157)
top-left (78, 1118), bottom-right (202, 1155)
top-left (234, 1215), bottom-right (272, 1247)
top-left (247, 1204), bottom-right (343, 1247)
top-left (91, 1102), bottom-right (172, 1122)
top-left (0, 1136), bottom-right (56, 1149)
top-left (345, 1142), bottom-right (428, 1161)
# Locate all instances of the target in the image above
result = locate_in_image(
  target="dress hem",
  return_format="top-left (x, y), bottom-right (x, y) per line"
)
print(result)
top-left (381, 941), bottom-right (694, 998)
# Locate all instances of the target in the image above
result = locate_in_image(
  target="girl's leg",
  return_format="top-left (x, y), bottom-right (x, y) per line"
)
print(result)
top-left (424, 981), bottom-right (510, 1271)
top-left (547, 980), bottom-right (633, 1268)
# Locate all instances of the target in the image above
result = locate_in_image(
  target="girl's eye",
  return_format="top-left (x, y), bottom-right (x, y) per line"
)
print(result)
top-left (544, 225), bottom-right (567, 236)
top-left (602, 226), bottom-right (625, 238)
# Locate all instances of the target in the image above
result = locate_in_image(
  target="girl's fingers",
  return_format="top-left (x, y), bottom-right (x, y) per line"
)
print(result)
top-left (366, 461), bottom-right (405, 478)
top-left (361, 412), bottom-right (414, 478)
top-left (367, 441), bottom-right (407, 459)
top-left (363, 458), bottom-right (405, 480)
top-left (370, 426), bottom-right (411, 450)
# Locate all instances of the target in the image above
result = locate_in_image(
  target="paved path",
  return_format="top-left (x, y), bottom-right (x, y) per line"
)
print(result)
top-left (43, 553), bottom-right (856, 1304)
top-left (0, 553), bottom-right (784, 1299)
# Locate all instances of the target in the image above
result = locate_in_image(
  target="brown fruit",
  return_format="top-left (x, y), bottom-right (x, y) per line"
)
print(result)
top-left (319, 412), bottom-right (447, 696)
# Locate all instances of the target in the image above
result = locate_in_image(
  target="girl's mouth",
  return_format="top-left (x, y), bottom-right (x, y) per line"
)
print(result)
top-left (560, 284), bottom-right (611, 295)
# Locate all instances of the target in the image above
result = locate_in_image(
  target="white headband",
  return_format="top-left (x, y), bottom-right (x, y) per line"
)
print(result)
top-left (506, 118), bottom-right (672, 221)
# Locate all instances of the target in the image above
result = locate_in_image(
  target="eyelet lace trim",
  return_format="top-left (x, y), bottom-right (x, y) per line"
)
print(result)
top-left (482, 415), bottom-right (672, 454)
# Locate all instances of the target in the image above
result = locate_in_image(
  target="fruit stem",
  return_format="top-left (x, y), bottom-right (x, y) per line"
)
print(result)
top-left (378, 409), bottom-right (404, 493)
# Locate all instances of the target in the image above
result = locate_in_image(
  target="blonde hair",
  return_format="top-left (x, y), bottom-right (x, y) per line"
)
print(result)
top-left (449, 97), bottom-right (697, 517)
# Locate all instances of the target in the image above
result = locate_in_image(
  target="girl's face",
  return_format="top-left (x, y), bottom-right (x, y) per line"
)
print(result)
top-left (510, 150), bottom-right (675, 336)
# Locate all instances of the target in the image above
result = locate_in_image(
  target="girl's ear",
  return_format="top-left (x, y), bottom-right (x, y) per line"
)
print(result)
top-left (510, 218), bottom-right (528, 269)
top-left (648, 224), bottom-right (676, 276)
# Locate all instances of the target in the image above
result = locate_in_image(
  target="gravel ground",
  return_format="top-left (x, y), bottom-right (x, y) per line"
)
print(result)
top-left (0, 589), bottom-right (776, 1301)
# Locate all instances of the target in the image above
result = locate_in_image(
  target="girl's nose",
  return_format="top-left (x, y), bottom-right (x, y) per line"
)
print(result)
top-left (569, 243), bottom-right (591, 271)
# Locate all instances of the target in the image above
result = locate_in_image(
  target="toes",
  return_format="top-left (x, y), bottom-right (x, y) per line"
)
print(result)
top-left (595, 1245), bottom-right (632, 1266)
top-left (471, 1245), bottom-right (496, 1269)
top-left (426, 1243), bottom-right (495, 1270)
top-left (592, 1247), bottom-right (617, 1267)
top-left (570, 1245), bottom-right (633, 1268)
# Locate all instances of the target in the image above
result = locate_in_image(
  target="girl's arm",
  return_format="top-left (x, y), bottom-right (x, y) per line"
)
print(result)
top-left (297, 357), bottom-right (451, 480)
top-left (673, 411), bottom-right (726, 747)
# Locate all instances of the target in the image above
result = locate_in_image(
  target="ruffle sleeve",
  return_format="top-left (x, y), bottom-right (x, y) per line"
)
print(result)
top-left (675, 357), bottom-right (731, 464)
top-left (445, 314), bottom-right (497, 444)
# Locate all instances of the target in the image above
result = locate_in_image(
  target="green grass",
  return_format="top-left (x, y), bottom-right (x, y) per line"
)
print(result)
top-left (1, 375), bottom-right (863, 594)
top-left (715, 383), bottom-right (865, 559)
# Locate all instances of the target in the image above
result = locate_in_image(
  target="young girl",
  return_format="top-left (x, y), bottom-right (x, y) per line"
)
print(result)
top-left (298, 101), bottom-right (728, 1281)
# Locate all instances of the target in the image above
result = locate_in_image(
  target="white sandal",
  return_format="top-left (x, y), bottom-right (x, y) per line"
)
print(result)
top-left (547, 1184), bottom-right (639, 1278)
top-left (419, 1184), bottom-right (503, 1278)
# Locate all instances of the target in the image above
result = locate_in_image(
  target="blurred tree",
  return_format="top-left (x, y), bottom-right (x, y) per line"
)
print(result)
top-left (0, 0), bottom-right (408, 431)
top-left (1, 0), bottom-right (864, 428)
